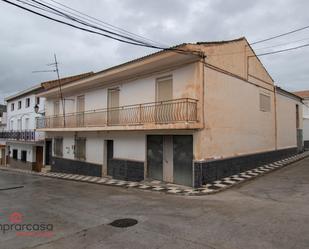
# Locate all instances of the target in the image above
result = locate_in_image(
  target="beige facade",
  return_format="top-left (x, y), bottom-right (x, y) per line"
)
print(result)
top-left (34, 37), bottom-right (303, 187)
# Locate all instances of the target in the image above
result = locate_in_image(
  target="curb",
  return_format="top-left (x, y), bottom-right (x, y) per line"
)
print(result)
top-left (1, 151), bottom-right (308, 196)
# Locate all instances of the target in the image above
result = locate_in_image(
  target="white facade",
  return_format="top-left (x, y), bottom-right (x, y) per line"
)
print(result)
top-left (3, 85), bottom-right (46, 169)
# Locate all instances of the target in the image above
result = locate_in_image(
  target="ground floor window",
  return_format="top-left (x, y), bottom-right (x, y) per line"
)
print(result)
top-left (75, 137), bottom-right (86, 160)
top-left (21, 150), bottom-right (27, 162)
top-left (12, 149), bottom-right (18, 160)
top-left (54, 137), bottom-right (63, 157)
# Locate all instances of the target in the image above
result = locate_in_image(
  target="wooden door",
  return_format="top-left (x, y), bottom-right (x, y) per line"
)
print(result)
top-left (156, 77), bottom-right (173, 123)
top-left (34, 146), bottom-right (43, 172)
top-left (108, 88), bottom-right (120, 125)
top-left (76, 95), bottom-right (85, 127)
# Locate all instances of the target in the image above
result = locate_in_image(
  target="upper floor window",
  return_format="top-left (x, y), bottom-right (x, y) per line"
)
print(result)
top-left (26, 98), bottom-right (30, 108)
top-left (36, 97), bottom-right (40, 105)
top-left (11, 103), bottom-right (15, 111)
top-left (156, 76), bottom-right (173, 102)
top-left (259, 93), bottom-right (271, 112)
top-left (18, 101), bottom-right (22, 110)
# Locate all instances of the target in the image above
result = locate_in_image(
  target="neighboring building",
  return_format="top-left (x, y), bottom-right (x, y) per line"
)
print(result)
top-left (293, 90), bottom-right (309, 149)
top-left (36, 37), bottom-right (303, 187)
top-left (0, 85), bottom-right (46, 171)
top-left (0, 105), bottom-right (7, 165)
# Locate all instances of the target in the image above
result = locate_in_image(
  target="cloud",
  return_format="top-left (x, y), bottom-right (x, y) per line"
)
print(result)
top-left (0, 0), bottom-right (309, 103)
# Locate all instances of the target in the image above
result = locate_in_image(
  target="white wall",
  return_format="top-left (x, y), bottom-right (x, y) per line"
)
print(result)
top-left (276, 93), bottom-right (301, 149)
top-left (44, 63), bottom-right (199, 115)
top-left (48, 131), bottom-right (146, 165)
top-left (8, 143), bottom-right (36, 163)
top-left (6, 94), bottom-right (45, 132)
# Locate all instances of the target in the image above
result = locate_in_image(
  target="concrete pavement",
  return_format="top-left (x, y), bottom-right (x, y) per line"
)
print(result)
top-left (0, 157), bottom-right (309, 249)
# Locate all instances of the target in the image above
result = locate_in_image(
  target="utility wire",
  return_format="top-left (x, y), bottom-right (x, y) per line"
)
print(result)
top-left (47, 0), bottom-right (168, 48)
top-left (250, 25), bottom-right (309, 45)
top-left (2, 0), bottom-right (201, 56)
top-left (253, 42), bottom-right (309, 57)
top-left (25, 0), bottom-right (158, 47)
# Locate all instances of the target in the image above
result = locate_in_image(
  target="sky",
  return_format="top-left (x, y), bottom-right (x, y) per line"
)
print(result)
top-left (0, 0), bottom-right (309, 103)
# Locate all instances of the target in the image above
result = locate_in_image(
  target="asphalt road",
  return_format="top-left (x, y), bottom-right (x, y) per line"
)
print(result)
top-left (0, 157), bottom-right (309, 249)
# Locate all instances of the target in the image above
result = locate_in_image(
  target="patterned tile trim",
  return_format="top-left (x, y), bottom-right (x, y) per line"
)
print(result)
top-left (1, 152), bottom-right (308, 196)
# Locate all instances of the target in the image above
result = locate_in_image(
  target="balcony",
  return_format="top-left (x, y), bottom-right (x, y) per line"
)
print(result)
top-left (0, 130), bottom-right (36, 141)
top-left (36, 98), bottom-right (200, 131)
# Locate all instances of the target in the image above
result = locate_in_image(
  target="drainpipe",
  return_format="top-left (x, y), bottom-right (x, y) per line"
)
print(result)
top-left (274, 86), bottom-right (278, 151)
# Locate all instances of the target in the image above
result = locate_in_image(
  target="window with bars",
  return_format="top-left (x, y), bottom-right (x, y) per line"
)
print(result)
top-left (75, 137), bottom-right (86, 160)
top-left (259, 93), bottom-right (271, 112)
top-left (54, 137), bottom-right (63, 157)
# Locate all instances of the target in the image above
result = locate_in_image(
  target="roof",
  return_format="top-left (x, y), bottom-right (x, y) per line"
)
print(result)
top-left (293, 90), bottom-right (309, 99)
top-left (41, 72), bottom-right (94, 90)
top-left (276, 86), bottom-right (303, 101)
top-left (5, 84), bottom-right (43, 102)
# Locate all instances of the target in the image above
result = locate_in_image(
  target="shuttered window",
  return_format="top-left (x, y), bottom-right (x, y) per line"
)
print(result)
top-left (75, 137), bottom-right (86, 160)
top-left (54, 137), bottom-right (63, 157)
top-left (260, 93), bottom-right (271, 112)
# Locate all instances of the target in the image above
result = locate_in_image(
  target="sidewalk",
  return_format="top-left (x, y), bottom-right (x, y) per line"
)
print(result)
top-left (1, 151), bottom-right (308, 195)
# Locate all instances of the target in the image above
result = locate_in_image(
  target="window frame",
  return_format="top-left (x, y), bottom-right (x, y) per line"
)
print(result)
top-left (26, 98), bottom-right (30, 108)
top-left (18, 100), bottom-right (22, 110)
top-left (11, 103), bottom-right (15, 111)
top-left (259, 93), bottom-right (271, 112)
top-left (74, 137), bottom-right (86, 161)
top-left (54, 137), bottom-right (63, 157)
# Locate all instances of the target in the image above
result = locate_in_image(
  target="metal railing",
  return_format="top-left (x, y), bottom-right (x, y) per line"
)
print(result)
top-left (36, 98), bottom-right (198, 129)
top-left (0, 130), bottom-right (36, 141)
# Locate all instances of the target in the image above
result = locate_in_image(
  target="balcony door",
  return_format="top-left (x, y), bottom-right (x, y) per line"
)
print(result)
top-left (53, 101), bottom-right (60, 128)
top-left (108, 88), bottom-right (120, 125)
top-left (156, 76), bottom-right (173, 123)
top-left (76, 95), bottom-right (85, 127)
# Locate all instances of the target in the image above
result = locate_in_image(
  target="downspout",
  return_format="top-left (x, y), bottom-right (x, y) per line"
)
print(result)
top-left (274, 86), bottom-right (278, 151)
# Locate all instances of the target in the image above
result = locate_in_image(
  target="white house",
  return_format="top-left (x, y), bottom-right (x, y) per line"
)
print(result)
top-left (1, 85), bottom-right (46, 171)
top-left (0, 104), bottom-right (7, 165)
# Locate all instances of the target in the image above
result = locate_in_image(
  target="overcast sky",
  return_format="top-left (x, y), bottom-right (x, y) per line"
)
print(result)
top-left (0, 0), bottom-right (309, 103)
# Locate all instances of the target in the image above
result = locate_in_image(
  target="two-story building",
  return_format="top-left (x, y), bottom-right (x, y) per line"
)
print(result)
top-left (36, 37), bottom-right (303, 187)
top-left (293, 90), bottom-right (309, 149)
top-left (0, 104), bottom-right (7, 165)
top-left (1, 85), bottom-right (46, 171)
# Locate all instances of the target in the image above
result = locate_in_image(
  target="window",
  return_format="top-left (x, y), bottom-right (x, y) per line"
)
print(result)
top-left (11, 103), bottom-right (14, 111)
top-left (54, 137), bottom-right (63, 157)
top-left (18, 101), bottom-right (22, 109)
top-left (10, 120), bottom-right (14, 130)
top-left (156, 76), bottom-right (173, 101)
top-left (25, 118), bottom-right (29, 130)
top-left (54, 101), bottom-right (60, 116)
top-left (36, 97), bottom-right (40, 105)
top-left (259, 93), bottom-right (271, 112)
top-left (12, 149), bottom-right (18, 160)
top-left (17, 119), bottom-right (22, 131)
top-left (75, 137), bottom-right (86, 160)
top-left (21, 150), bottom-right (27, 162)
top-left (26, 98), bottom-right (30, 108)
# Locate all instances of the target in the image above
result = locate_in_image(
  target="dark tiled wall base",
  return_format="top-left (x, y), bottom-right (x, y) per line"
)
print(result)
top-left (51, 157), bottom-right (102, 177)
top-left (304, 141), bottom-right (309, 149)
top-left (9, 158), bottom-right (34, 171)
top-left (193, 147), bottom-right (298, 187)
top-left (108, 159), bottom-right (144, 182)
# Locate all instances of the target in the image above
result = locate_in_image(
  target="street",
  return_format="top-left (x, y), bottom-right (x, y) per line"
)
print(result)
top-left (0, 158), bottom-right (309, 249)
